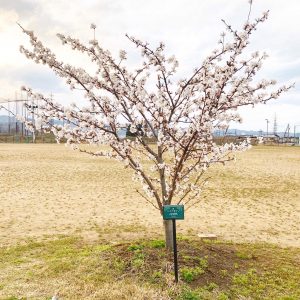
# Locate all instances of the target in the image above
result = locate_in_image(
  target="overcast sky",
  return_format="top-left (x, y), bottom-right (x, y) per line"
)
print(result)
top-left (0, 0), bottom-right (299, 132)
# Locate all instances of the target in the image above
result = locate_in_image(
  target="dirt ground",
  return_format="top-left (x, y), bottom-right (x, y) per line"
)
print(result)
top-left (0, 144), bottom-right (299, 247)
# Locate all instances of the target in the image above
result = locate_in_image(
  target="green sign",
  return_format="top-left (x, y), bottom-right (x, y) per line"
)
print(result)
top-left (163, 205), bottom-right (184, 220)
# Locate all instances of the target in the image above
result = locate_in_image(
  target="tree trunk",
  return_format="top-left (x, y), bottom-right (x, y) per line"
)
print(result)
top-left (164, 219), bottom-right (174, 250)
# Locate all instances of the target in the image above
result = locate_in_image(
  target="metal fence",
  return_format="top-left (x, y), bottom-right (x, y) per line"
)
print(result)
top-left (0, 98), bottom-right (45, 143)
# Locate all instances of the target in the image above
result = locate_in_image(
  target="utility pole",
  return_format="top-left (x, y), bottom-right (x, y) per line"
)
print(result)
top-left (265, 119), bottom-right (269, 143)
top-left (15, 92), bottom-right (18, 136)
top-left (294, 125), bottom-right (300, 144)
top-left (273, 114), bottom-right (278, 136)
top-left (294, 125), bottom-right (300, 138)
top-left (8, 101), bottom-right (11, 135)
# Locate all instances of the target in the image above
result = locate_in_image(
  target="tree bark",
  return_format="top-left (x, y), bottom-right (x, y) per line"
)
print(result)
top-left (164, 219), bottom-right (174, 250)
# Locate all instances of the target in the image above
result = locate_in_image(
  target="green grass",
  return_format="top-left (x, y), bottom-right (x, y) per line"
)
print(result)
top-left (0, 235), bottom-right (299, 299)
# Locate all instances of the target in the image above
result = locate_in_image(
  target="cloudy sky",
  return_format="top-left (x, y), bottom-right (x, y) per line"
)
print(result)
top-left (0, 0), bottom-right (299, 132)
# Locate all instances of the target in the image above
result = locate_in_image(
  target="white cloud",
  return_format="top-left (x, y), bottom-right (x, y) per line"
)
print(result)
top-left (0, 0), bottom-right (299, 128)
top-left (233, 103), bottom-right (300, 132)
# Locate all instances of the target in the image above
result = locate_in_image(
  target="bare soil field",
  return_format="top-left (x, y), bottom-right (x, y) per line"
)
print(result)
top-left (0, 144), bottom-right (299, 247)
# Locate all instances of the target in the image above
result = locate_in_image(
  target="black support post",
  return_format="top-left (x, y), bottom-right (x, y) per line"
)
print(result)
top-left (172, 219), bottom-right (178, 283)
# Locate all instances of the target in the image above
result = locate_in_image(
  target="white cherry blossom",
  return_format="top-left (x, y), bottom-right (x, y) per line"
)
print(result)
top-left (18, 7), bottom-right (292, 217)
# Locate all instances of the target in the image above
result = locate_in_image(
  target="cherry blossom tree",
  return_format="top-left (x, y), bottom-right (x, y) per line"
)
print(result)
top-left (18, 3), bottom-right (292, 249)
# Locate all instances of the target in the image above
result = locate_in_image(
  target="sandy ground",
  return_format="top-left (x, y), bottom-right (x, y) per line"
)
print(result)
top-left (0, 144), bottom-right (299, 247)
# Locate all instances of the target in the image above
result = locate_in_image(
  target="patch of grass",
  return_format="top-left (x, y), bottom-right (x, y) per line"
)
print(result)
top-left (131, 251), bottom-right (145, 269)
top-left (148, 239), bottom-right (165, 249)
top-left (150, 270), bottom-right (163, 283)
top-left (111, 257), bottom-right (127, 274)
top-left (0, 235), bottom-right (300, 299)
top-left (231, 266), bottom-right (300, 299)
top-left (178, 287), bottom-right (200, 300)
top-left (180, 256), bottom-right (208, 283)
top-left (4, 297), bottom-right (26, 300)
top-left (217, 293), bottom-right (230, 300)
top-left (177, 286), bottom-right (229, 300)
top-left (93, 244), bottom-right (112, 252)
top-left (236, 251), bottom-right (255, 260)
top-left (127, 243), bottom-right (144, 251)
top-left (180, 266), bottom-right (206, 283)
